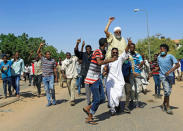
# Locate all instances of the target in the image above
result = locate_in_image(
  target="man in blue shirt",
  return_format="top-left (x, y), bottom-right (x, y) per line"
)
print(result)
top-left (0, 55), bottom-right (12, 98)
top-left (129, 43), bottom-right (144, 108)
top-left (157, 44), bottom-right (180, 114)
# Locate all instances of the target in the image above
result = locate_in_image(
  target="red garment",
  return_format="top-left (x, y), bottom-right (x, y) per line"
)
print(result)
top-left (150, 60), bottom-right (159, 75)
top-left (32, 63), bottom-right (35, 74)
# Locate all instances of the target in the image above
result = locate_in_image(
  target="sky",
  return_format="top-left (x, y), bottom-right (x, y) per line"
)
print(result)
top-left (0, 0), bottom-right (182, 53)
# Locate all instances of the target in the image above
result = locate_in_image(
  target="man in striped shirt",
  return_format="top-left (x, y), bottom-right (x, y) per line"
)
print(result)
top-left (83, 38), bottom-right (117, 124)
top-left (37, 43), bottom-right (57, 107)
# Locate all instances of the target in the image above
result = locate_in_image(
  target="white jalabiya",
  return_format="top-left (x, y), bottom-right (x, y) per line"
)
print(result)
top-left (106, 51), bottom-right (128, 108)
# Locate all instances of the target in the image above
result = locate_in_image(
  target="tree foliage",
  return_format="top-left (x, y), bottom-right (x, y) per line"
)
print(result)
top-left (135, 36), bottom-right (183, 60)
top-left (0, 33), bottom-right (66, 64)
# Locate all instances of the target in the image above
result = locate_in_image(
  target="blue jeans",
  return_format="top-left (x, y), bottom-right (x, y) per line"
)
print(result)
top-left (76, 76), bottom-right (82, 94)
top-left (2, 77), bottom-right (12, 96)
top-left (153, 75), bottom-right (161, 95)
top-left (12, 75), bottom-right (20, 95)
top-left (90, 78), bottom-right (105, 115)
top-left (42, 75), bottom-right (55, 103)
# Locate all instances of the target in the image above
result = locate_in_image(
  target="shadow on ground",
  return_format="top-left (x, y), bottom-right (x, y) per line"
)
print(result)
top-left (75, 98), bottom-right (85, 105)
top-left (152, 105), bottom-right (179, 110)
top-left (56, 99), bottom-right (68, 105)
top-left (20, 91), bottom-right (37, 98)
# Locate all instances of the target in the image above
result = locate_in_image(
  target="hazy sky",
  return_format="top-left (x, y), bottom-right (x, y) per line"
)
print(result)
top-left (0, 0), bottom-right (182, 53)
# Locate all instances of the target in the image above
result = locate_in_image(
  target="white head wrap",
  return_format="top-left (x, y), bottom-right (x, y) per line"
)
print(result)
top-left (113, 26), bottom-right (121, 32)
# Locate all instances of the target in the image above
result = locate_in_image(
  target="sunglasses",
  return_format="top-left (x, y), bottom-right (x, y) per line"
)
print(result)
top-left (112, 52), bottom-right (118, 54)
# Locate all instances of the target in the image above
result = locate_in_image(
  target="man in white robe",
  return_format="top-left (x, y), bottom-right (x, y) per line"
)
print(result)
top-left (104, 40), bottom-right (131, 115)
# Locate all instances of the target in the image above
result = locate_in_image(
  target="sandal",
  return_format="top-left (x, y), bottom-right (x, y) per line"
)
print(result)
top-left (83, 108), bottom-right (89, 116)
top-left (85, 119), bottom-right (97, 125)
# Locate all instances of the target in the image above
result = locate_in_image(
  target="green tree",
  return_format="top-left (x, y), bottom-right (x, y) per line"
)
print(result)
top-left (136, 36), bottom-right (178, 60)
top-left (0, 33), bottom-right (65, 64)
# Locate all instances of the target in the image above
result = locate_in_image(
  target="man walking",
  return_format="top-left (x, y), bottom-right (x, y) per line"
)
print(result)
top-left (150, 54), bottom-right (161, 98)
top-left (0, 55), bottom-right (12, 98)
top-left (62, 52), bottom-right (78, 106)
top-left (157, 44), bottom-right (179, 114)
top-left (37, 43), bottom-right (57, 107)
top-left (122, 57), bottom-right (133, 113)
top-left (74, 39), bottom-right (93, 105)
top-left (33, 56), bottom-right (42, 97)
top-left (83, 38), bottom-right (117, 124)
top-left (129, 43), bottom-right (144, 107)
top-left (11, 52), bottom-right (25, 97)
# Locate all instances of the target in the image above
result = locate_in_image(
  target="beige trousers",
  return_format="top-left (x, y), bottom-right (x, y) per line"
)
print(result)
top-left (66, 78), bottom-right (76, 101)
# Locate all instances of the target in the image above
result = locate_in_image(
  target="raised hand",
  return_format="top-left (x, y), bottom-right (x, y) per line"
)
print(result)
top-left (40, 42), bottom-right (44, 47)
top-left (127, 37), bottom-right (132, 44)
top-left (109, 17), bottom-right (115, 22)
top-left (82, 40), bottom-right (85, 47)
top-left (77, 38), bottom-right (81, 44)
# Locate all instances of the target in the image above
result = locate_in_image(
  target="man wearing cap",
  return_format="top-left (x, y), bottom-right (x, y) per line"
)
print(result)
top-left (104, 17), bottom-right (127, 59)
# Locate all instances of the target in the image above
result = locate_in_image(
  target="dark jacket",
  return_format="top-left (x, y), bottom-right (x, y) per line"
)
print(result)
top-left (74, 49), bottom-right (93, 77)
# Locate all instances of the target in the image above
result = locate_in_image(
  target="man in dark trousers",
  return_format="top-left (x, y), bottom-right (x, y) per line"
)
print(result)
top-left (74, 39), bottom-right (93, 105)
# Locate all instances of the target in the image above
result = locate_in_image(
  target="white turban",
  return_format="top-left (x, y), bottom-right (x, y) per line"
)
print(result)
top-left (113, 26), bottom-right (121, 32)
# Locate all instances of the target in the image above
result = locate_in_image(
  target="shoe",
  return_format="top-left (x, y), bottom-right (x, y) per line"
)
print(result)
top-left (166, 108), bottom-right (173, 115)
top-left (124, 107), bottom-right (131, 113)
top-left (110, 111), bottom-right (116, 116)
top-left (115, 105), bottom-right (121, 113)
top-left (52, 100), bottom-right (56, 105)
top-left (46, 102), bottom-right (52, 107)
top-left (29, 84), bottom-right (31, 86)
top-left (70, 101), bottom-right (75, 106)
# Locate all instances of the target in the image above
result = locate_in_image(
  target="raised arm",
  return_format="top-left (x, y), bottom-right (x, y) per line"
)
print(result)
top-left (81, 40), bottom-right (85, 52)
top-left (37, 43), bottom-right (44, 58)
top-left (104, 17), bottom-right (115, 38)
top-left (74, 38), bottom-right (81, 52)
top-left (125, 38), bottom-right (132, 53)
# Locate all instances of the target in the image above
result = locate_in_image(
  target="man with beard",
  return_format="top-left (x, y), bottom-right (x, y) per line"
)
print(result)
top-left (74, 39), bottom-right (93, 105)
top-left (83, 38), bottom-right (117, 125)
top-left (104, 17), bottom-right (127, 59)
top-left (104, 39), bottom-right (132, 116)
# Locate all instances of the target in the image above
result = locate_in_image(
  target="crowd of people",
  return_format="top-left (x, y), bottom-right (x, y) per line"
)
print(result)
top-left (0, 17), bottom-right (183, 124)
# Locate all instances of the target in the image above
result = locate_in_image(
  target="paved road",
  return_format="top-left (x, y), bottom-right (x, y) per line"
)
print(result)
top-left (0, 79), bottom-right (183, 131)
